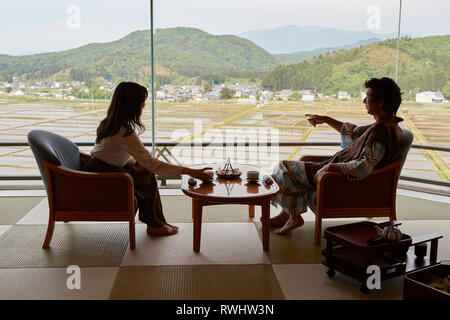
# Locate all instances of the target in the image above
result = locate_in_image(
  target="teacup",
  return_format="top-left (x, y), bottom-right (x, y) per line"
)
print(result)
top-left (247, 170), bottom-right (259, 180)
top-left (205, 170), bottom-right (214, 179)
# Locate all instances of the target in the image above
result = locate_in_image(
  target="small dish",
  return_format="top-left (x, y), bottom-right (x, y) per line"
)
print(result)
top-left (216, 170), bottom-right (242, 180)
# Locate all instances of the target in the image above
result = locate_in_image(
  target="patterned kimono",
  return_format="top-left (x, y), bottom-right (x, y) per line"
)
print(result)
top-left (271, 117), bottom-right (402, 216)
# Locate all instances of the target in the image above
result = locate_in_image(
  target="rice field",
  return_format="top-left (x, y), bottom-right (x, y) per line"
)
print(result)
top-left (0, 97), bottom-right (449, 191)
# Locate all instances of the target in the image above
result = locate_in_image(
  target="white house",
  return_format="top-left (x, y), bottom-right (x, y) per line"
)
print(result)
top-left (302, 91), bottom-right (314, 101)
top-left (279, 89), bottom-right (293, 100)
top-left (156, 91), bottom-right (166, 100)
top-left (360, 91), bottom-right (367, 99)
top-left (338, 91), bottom-right (351, 100)
top-left (13, 90), bottom-right (25, 96)
top-left (237, 97), bottom-right (257, 105)
top-left (260, 90), bottom-right (273, 100)
top-left (416, 91), bottom-right (445, 103)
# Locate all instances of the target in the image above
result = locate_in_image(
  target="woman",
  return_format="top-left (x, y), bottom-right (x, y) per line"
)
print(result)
top-left (82, 82), bottom-right (212, 236)
top-left (270, 77), bottom-right (404, 234)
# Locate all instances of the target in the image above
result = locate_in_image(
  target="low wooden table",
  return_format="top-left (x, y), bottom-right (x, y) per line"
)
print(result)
top-left (322, 221), bottom-right (443, 293)
top-left (181, 164), bottom-right (279, 252)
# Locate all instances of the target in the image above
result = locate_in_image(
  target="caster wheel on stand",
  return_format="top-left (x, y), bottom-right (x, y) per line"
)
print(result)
top-left (360, 283), bottom-right (370, 294)
top-left (326, 269), bottom-right (335, 278)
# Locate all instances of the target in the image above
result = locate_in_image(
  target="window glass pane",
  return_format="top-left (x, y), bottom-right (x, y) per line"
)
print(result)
top-left (395, 0), bottom-right (450, 192)
top-left (0, 0), bottom-right (448, 193)
top-left (0, 0), bottom-right (149, 185)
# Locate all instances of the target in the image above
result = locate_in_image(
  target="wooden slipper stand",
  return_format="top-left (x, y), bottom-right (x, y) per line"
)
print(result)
top-left (322, 221), bottom-right (442, 294)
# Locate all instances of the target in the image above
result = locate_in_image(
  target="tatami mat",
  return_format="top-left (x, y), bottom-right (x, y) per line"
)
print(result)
top-left (0, 197), bottom-right (44, 225)
top-left (1, 195), bottom-right (449, 300)
top-left (0, 225), bottom-right (11, 237)
top-left (396, 195), bottom-right (450, 220)
top-left (272, 264), bottom-right (403, 300)
top-left (18, 196), bottom-right (260, 225)
top-left (17, 194), bottom-right (450, 227)
top-left (121, 223), bottom-right (270, 266)
top-left (0, 267), bottom-right (119, 300)
top-left (254, 220), bottom-right (357, 264)
top-left (0, 224), bottom-right (130, 268)
top-left (110, 265), bottom-right (285, 300)
top-left (16, 198), bottom-right (136, 225)
top-left (161, 196), bottom-right (257, 223)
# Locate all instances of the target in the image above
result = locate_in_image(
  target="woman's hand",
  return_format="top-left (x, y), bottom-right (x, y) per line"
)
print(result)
top-left (305, 114), bottom-right (328, 127)
top-left (183, 167), bottom-right (214, 181)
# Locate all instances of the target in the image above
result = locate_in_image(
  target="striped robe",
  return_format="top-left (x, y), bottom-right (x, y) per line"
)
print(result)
top-left (271, 122), bottom-right (390, 216)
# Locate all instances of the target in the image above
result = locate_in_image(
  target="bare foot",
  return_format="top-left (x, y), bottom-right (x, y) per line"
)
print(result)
top-left (165, 223), bottom-right (179, 231)
top-left (274, 215), bottom-right (304, 234)
top-left (262, 211), bottom-right (289, 228)
top-left (147, 225), bottom-right (178, 236)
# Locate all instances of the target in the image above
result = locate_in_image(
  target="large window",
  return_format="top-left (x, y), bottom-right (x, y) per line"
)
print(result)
top-left (0, 0), bottom-right (448, 192)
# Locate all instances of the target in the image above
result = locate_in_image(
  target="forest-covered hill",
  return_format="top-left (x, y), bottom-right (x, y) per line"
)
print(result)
top-left (1, 29), bottom-right (448, 97)
top-left (262, 35), bottom-right (450, 96)
top-left (0, 27), bottom-right (278, 84)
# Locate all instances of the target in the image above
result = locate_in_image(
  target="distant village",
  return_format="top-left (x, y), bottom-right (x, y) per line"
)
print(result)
top-left (0, 80), bottom-right (447, 104)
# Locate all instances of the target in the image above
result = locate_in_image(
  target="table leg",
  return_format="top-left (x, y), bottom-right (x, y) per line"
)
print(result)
top-left (430, 239), bottom-right (438, 264)
top-left (325, 239), bottom-right (333, 267)
top-left (249, 205), bottom-right (255, 218)
top-left (193, 199), bottom-right (203, 252)
top-left (261, 200), bottom-right (270, 251)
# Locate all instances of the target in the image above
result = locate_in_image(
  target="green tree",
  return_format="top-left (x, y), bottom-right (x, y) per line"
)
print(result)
top-left (220, 87), bottom-right (235, 100)
top-left (289, 92), bottom-right (302, 101)
top-left (203, 81), bottom-right (212, 93)
top-left (442, 81), bottom-right (450, 98)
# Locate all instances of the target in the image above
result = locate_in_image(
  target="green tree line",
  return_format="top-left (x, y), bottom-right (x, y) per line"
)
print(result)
top-left (261, 35), bottom-right (450, 97)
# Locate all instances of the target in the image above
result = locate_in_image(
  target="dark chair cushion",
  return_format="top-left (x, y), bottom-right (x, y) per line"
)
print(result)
top-left (394, 129), bottom-right (413, 168)
top-left (27, 130), bottom-right (81, 193)
top-left (28, 130), bottom-right (80, 169)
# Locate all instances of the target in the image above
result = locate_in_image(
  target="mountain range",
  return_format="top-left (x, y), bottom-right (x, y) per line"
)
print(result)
top-left (274, 38), bottom-right (383, 64)
top-left (238, 25), bottom-right (413, 54)
top-left (0, 28), bottom-right (278, 84)
top-left (0, 26), bottom-right (412, 84)
top-left (0, 26), bottom-right (448, 96)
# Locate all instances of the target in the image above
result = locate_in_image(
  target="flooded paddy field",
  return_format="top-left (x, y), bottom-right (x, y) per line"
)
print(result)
top-left (0, 97), bottom-right (448, 192)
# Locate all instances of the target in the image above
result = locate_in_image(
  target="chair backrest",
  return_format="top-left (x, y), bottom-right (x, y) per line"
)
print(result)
top-left (392, 129), bottom-right (414, 169)
top-left (27, 130), bottom-right (81, 194)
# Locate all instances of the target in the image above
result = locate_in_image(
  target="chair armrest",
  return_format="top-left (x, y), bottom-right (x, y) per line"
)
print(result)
top-left (315, 158), bottom-right (401, 209)
top-left (315, 169), bottom-right (343, 184)
top-left (43, 159), bottom-right (134, 213)
top-left (80, 152), bottom-right (90, 159)
top-left (369, 157), bottom-right (402, 176)
top-left (299, 155), bottom-right (330, 162)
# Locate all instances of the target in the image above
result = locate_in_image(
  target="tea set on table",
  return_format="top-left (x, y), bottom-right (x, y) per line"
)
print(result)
top-left (188, 158), bottom-right (273, 186)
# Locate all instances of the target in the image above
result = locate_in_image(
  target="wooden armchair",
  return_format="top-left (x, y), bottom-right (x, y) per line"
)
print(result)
top-left (28, 130), bottom-right (137, 250)
top-left (301, 129), bottom-right (413, 245)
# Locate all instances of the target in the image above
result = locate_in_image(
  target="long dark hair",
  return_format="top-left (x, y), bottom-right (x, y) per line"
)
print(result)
top-left (96, 82), bottom-right (148, 143)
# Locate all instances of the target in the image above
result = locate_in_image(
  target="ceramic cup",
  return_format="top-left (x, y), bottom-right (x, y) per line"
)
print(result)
top-left (247, 170), bottom-right (259, 180)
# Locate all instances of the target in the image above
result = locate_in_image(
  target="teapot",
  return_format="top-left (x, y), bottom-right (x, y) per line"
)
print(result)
top-left (374, 225), bottom-right (402, 242)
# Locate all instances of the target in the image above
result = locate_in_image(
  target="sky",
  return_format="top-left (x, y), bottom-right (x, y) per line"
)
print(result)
top-left (0, 0), bottom-right (449, 55)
